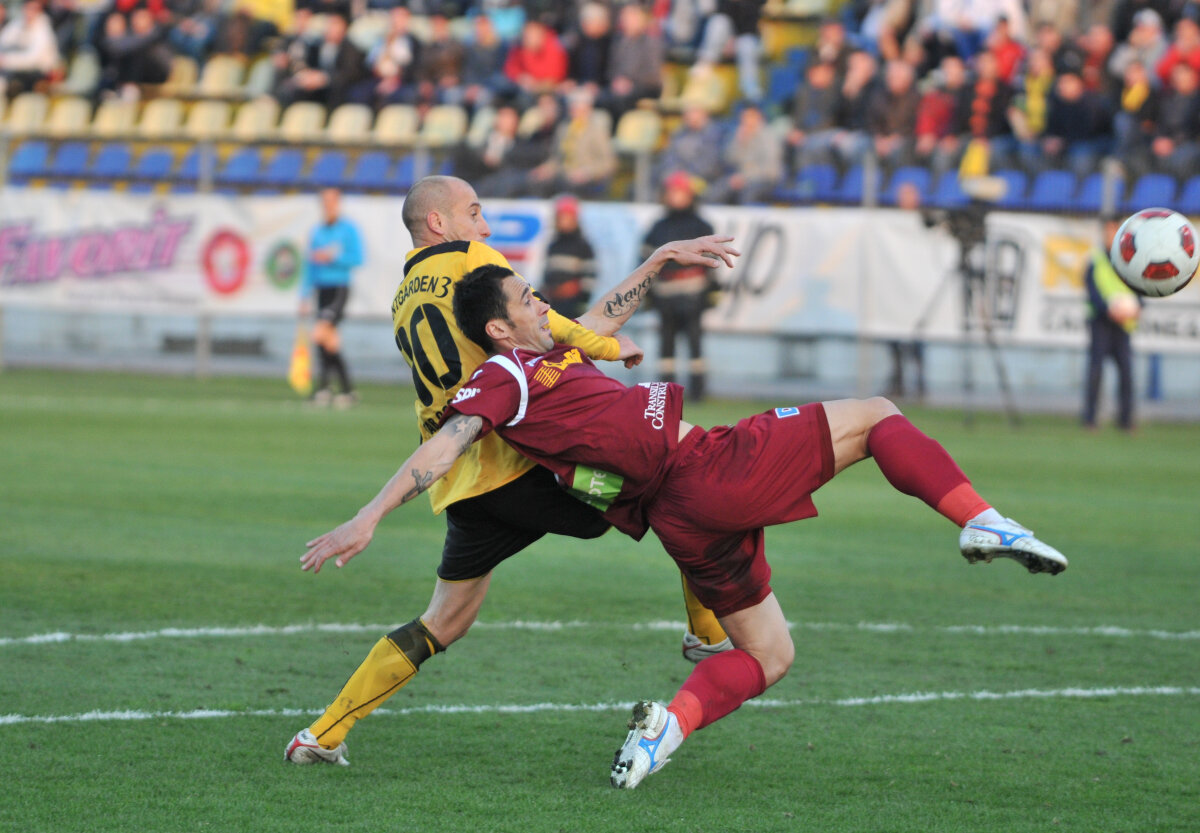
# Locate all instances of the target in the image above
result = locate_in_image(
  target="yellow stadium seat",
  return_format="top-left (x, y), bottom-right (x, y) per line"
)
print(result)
top-left (242, 55), bottom-right (276, 99)
top-left (614, 108), bottom-right (662, 155)
top-left (160, 55), bottom-right (199, 97)
top-left (373, 103), bottom-right (419, 146)
top-left (4, 92), bottom-right (49, 136)
top-left (418, 104), bottom-right (467, 148)
top-left (137, 97), bottom-right (185, 139)
top-left (44, 96), bottom-right (93, 138)
top-left (326, 103), bottom-right (373, 144)
top-left (277, 101), bottom-right (327, 142)
top-left (51, 49), bottom-right (101, 98)
top-left (227, 96), bottom-right (280, 141)
top-left (465, 106), bottom-right (495, 147)
top-left (197, 55), bottom-right (246, 99)
top-left (90, 98), bottom-right (138, 138)
top-left (182, 100), bottom-right (232, 140)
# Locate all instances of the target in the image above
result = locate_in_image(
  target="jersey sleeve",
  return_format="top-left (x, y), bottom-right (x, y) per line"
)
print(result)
top-left (547, 310), bottom-right (620, 361)
top-left (445, 362), bottom-right (521, 437)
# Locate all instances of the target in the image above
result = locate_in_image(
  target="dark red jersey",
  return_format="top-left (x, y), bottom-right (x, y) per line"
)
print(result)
top-left (446, 344), bottom-right (686, 538)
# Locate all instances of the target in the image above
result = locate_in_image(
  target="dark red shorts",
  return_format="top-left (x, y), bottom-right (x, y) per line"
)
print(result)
top-left (646, 403), bottom-right (836, 618)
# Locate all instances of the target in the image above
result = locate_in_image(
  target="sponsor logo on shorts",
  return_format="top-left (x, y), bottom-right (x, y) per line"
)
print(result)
top-left (452, 387), bottom-right (481, 403)
top-left (639, 382), bottom-right (669, 430)
top-left (775, 406), bottom-right (800, 418)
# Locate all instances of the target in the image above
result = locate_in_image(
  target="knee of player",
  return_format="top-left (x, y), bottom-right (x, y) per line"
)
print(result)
top-left (758, 636), bottom-right (795, 687)
top-left (864, 396), bottom-right (901, 423)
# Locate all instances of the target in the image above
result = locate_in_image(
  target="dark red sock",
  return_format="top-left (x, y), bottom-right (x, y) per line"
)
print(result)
top-left (668, 649), bottom-right (766, 735)
top-left (866, 414), bottom-right (990, 526)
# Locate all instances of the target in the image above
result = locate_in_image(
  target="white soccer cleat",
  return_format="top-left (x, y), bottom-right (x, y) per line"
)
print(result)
top-left (681, 631), bottom-right (734, 664)
top-left (284, 728), bottom-right (350, 766)
top-left (959, 517), bottom-right (1068, 575)
top-left (611, 700), bottom-right (674, 789)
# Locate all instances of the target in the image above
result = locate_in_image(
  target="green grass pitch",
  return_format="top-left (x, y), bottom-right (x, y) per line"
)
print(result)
top-left (2, 369), bottom-right (1198, 833)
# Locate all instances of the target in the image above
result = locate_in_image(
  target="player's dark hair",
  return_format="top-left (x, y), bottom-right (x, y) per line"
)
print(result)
top-left (453, 264), bottom-right (515, 353)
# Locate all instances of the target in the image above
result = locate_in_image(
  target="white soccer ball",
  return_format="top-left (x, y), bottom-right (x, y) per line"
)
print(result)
top-left (1109, 208), bottom-right (1200, 297)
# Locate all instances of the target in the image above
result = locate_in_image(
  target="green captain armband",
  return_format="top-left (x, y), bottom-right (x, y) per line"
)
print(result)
top-left (568, 465), bottom-right (624, 512)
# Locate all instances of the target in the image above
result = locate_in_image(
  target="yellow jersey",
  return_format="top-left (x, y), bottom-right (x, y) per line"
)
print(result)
top-left (393, 240), bottom-right (620, 513)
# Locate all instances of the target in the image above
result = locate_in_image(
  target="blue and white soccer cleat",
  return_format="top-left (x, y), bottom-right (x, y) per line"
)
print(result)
top-left (284, 728), bottom-right (350, 766)
top-left (611, 700), bottom-right (675, 789)
top-left (681, 632), bottom-right (734, 664)
top-left (959, 517), bottom-right (1068, 575)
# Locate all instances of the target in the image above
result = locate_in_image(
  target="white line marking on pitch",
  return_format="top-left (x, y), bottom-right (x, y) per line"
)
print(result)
top-left (3, 620), bottom-right (1200, 648)
top-left (3, 686), bottom-right (1198, 727)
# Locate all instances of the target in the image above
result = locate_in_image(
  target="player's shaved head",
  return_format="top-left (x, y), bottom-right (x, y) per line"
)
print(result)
top-left (402, 175), bottom-right (489, 246)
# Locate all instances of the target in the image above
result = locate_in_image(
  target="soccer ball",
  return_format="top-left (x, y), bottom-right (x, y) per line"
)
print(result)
top-left (1109, 208), bottom-right (1200, 296)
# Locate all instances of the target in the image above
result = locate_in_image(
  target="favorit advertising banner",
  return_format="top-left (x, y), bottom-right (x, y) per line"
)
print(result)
top-left (1, 189), bottom-right (1198, 354)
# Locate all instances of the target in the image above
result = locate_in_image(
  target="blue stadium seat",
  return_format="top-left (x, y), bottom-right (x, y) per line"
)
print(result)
top-left (881, 166), bottom-right (931, 206)
top-left (215, 146), bottom-right (263, 188)
top-left (1075, 172), bottom-right (1124, 213)
top-left (89, 143), bottom-right (132, 180)
top-left (765, 65), bottom-right (799, 112)
top-left (345, 151), bottom-right (392, 192)
top-left (930, 171), bottom-right (969, 208)
top-left (1123, 173), bottom-right (1177, 212)
top-left (127, 146), bottom-right (176, 193)
top-left (388, 154), bottom-right (450, 193)
top-left (786, 163), bottom-right (838, 202)
top-left (175, 146), bottom-right (219, 186)
top-left (8, 140), bottom-right (50, 183)
top-left (834, 165), bottom-right (881, 204)
top-left (992, 168), bottom-right (1028, 208)
top-left (1176, 176), bottom-right (1200, 215)
top-left (48, 141), bottom-right (91, 179)
top-left (1027, 170), bottom-right (1077, 212)
top-left (259, 148), bottom-right (306, 189)
top-left (306, 150), bottom-right (349, 188)
top-left (783, 47), bottom-right (808, 73)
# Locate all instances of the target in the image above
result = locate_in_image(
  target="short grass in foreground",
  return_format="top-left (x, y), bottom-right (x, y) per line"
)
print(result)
top-left (1, 369), bottom-right (1198, 833)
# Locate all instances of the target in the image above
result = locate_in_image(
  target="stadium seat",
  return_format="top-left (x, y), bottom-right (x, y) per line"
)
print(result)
top-left (306, 150), bottom-right (350, 188)
top-left (1075, 172), bottom-right (1125, 214)
top-left (182, 100), bottom-right (232, 141)
top-left (7, 140), bottom-right (50, 184)
top-left (516, 103), bottom-right (548, 138)
top-left (930, 172), bottom-right (970, 208)
top-left (214, 146), bottom-right (263, 188)
top-left (227, 96), bottom-right (280, 141)
top-left (47, 141), bottom-right (91, 179)
top-left (43, 96), bottom-right (92, 138)
top-left (786, 163), bottom-right (839, 202)
top-left (128, 146), bottom-right (176, 190)
top-left (835, 165), bottom-right (882, 204)
top-left (764, 65), bottom-right (799, 113)
top-left (1123, 173), bottom-right (1178, 212)
top-left (992, 168), bottom-right (1028, 208)
top-left (91, 98), bottom-right (138, 138)
top-left (51, 47), bottom-right (101, 98)
top-left (344, 150), bottom-right (392, 191)
top-left (1027, 169), bottom-right (1077, 212)
top-left (4, 92), bottom-right (48, 137)
top-left (419, 104), bottom-right (468, 148)
top-left (176, 145), bottom-right (220, 186)
top-left (614, 108), bottom-right (663, 155)
top-left (465, 106), bottom-right (496, 148)
top-left (196, 54), bottom-right (245, 99)
top-left (326, 103), bottom-right (373, 144)
top-left (278, 101), bottom-right (327, 142)
top-left (259, 148), bottom-right (307, 188)
top-left (160, 55), bottom-right (199, 97)
top-left (881, 166), bottom-right (931, 206)
top-left (88, 143), bottom-right (133, 182)
top-left (347, 12), bottom-right (389, 52)
top-left (241, 55), bottom-right (276, 99)
top-left (136, 97), bottom-right (185, 140)
top-left (374, 103), bottom-right (419, 145)
top-left (1176, 176), bottom-right (1200, 215)
top-left (389, 154), bottom-right (451, 192)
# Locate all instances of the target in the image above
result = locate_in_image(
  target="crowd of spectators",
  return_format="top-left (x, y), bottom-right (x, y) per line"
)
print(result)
top-left (5, 1), bottom-right (1200, 203)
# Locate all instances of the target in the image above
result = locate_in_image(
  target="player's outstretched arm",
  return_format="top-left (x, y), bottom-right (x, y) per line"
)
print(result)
top-left (300, 415), bottom-right (483, 573)
top-left (575, 235), bottom-right (740, 337)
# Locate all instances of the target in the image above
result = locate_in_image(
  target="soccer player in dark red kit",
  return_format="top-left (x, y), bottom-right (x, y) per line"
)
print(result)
top-left (301, 265), bottom-right (1068, 790)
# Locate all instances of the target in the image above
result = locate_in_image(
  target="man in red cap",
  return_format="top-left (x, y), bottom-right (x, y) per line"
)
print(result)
top-left (641, 172), bottom-right (718, 401)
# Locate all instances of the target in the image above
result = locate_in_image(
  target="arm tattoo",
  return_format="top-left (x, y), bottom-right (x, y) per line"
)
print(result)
top-left (603, 272), bottom-right (656, 319)
top-left (402, 468), bottom-right (435, 502)
top-left (447, 414), bottom-right (483, 455)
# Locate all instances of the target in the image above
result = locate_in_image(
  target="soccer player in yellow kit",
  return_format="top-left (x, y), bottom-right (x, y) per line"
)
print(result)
top-left (286, 175), bottom-right (740, 765)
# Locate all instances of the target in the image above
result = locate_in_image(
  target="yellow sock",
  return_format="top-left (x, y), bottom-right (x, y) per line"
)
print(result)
top-left (309, 620), bottom-right (441, 749)
top-left (681, 574), bottom-right (728, 645)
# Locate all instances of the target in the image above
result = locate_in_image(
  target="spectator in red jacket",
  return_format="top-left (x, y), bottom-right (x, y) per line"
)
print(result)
top-left (1155, 14), bottom-right (1200, 86)
top-left (504, 19), bottom-right (568, 106)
